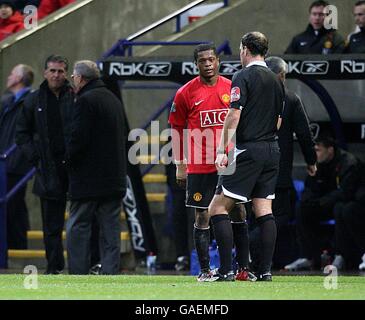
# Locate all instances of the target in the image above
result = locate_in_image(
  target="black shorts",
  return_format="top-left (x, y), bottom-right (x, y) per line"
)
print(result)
top-left (216, 141), bottom-right (280, 202)
top-left (186, 173), bottom-right (218, 209)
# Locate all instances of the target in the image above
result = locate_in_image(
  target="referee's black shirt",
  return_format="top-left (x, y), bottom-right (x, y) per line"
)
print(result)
top-left (230, 61), bottom-right (285, 144)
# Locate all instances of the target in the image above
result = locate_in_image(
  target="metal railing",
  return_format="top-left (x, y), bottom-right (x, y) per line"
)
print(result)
top-left (0, 145), bottom-right (36, 268)
top-left (102, 0), bottom-right (229, 58)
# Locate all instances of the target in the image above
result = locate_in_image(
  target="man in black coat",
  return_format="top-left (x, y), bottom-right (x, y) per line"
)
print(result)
top-left (285, 137), bottom-right (363, 271)
top-left (0, 64), bottom-right (34, 249)
top-left (285, 0), bottom-right (345, 54)
top-left (66, 60), bottom-right (127, 275)
top-left (249, 56), bottom-right (317, 270)
top-left (331, 162), bottom-right (365, 270)
top-left (16, 55), bottom-right (74, 274)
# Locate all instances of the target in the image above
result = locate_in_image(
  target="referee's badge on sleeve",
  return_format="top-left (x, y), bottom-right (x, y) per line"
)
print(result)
top-left (230, 87), bottom-right (241, 102)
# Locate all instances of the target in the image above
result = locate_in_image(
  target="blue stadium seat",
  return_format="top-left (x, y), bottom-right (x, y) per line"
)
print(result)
top-left (292, 179), bottom-right (335, 226)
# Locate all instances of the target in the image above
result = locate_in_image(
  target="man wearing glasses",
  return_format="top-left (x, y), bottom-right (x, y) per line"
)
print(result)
top-left (285, 0), bottom-right (345, 54)
top-left (345, 1), bottom-right (365, 53)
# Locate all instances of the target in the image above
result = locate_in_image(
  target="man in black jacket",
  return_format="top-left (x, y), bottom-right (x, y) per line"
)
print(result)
top-left (331, 163), bottom-right (365, 270)
top-left (66, 60), bottom-right (127, 275)
top-left (345, 1), bottom-right (365, 53)
top-left (285, 0), bottom-right (345, 54)
top-left (0, 64), bottom-right (34, 249)
top-left (249, 56), bottom-right (317, 270)
top-left (16, 55), bottom-right (74, 274)
top-left (285, 137), bottom-right (363, 271)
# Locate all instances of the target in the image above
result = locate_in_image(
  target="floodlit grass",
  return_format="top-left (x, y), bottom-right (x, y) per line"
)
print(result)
top-left (0, 275), bottom-right (364, 300)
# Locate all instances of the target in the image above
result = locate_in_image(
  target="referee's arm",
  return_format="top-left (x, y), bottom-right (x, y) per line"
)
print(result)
top-left (216, 108), bottom-right (241, 169)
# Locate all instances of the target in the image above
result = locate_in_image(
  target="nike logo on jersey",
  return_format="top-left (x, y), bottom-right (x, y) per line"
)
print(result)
top-left (195, 100), bottom-right (204, 106)
top-left (300, 42), bottom-right (308, 46)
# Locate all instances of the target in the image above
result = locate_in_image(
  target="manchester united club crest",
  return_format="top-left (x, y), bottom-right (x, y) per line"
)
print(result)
top-left (230, 87), bottom-right (241, 102)
top-left (193, 192), bottom-right (203, 202)
top-left (222, 93), bottom-right (230, 104)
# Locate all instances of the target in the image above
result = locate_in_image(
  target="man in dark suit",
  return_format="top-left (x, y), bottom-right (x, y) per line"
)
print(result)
top-left (66, 60), bottom-right (127, 275)
top-left (0, 64), bottom-right (34, 249)
top-left (249, 56), bottom-right (317, 271)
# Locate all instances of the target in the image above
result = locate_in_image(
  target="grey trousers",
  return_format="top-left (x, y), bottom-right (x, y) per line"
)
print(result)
top-left (67, 197), bottom-right (122, 275)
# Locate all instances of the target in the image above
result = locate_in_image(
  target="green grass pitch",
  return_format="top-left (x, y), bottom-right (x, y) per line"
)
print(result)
top-left (0, 275), bottom-right (364, 300)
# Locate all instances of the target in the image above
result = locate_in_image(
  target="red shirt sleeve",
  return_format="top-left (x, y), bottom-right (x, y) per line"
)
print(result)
top-left (169, 90), bottom-right (188, 162)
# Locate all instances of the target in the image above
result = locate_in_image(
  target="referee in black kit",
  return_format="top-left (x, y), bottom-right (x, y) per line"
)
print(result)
top-left (208, 32), bottom-right (285, 282)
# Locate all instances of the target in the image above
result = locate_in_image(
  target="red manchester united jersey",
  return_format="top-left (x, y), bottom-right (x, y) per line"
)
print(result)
top-left (169, 75), bottom-right (231, 174)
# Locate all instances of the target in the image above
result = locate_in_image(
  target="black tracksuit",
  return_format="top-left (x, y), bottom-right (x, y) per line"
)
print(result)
top-left (333, 164), bottom-right (365, 268)
top-left (297, 149), bottom-right (362, 267)
top-left (344, 28), bottom-right (365, 53)
top-left (285, 25), bottom-right (345, 54)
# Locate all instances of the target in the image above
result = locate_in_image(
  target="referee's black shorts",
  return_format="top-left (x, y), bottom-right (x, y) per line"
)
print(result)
top-left (216, 141), bottom-right (280, 202)
top-left (186, 172), bottom-right (218, 209)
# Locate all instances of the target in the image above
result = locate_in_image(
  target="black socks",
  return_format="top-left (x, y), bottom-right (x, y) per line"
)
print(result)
top-left (232, 221), bottom-right (249, 270)
top-left (193, 224), bottom-right (210, 273)
top-left (256, 214), bottom-right (277, 274)
top-left (211, 214), bottom-right (233, 275)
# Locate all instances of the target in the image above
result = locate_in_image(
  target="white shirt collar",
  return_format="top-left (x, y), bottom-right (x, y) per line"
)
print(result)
top-left (245, 61), bottom-right (268, 68)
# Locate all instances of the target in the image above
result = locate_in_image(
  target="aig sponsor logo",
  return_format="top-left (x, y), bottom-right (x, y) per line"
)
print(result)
top-left (341, 60), bottom-right (365, 73)
top-left (200, 109), bottom-right (228, 127)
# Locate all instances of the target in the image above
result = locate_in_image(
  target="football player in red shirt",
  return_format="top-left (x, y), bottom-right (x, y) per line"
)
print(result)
top-left (169, 44), bottom-right (255, 282)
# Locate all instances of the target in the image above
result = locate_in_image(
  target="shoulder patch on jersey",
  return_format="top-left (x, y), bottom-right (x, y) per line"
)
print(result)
top-left (170, 102), bottom-right (176, 112)
top-left (230, 87), bottom-right (241, 102)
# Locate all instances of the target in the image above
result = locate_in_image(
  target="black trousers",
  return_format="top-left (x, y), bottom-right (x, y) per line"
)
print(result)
top-left (67, 197), bottom-right (122, 275)
top-left (296, 201), bottom-right (334, 267)
top-left (6, 174), bottom-right (29, 249)
top-left (40, 198), bottom-right (66, 272)
top-left (334, 201), bottom-right (365, 268)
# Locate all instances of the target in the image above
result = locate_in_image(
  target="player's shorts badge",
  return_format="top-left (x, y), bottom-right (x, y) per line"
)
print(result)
top-left (193, 192), bottom-right (203, 202)
top-left (222, 94), bottom-right (230, 104)
top-left (230, 87), bottom-right (241, 102)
